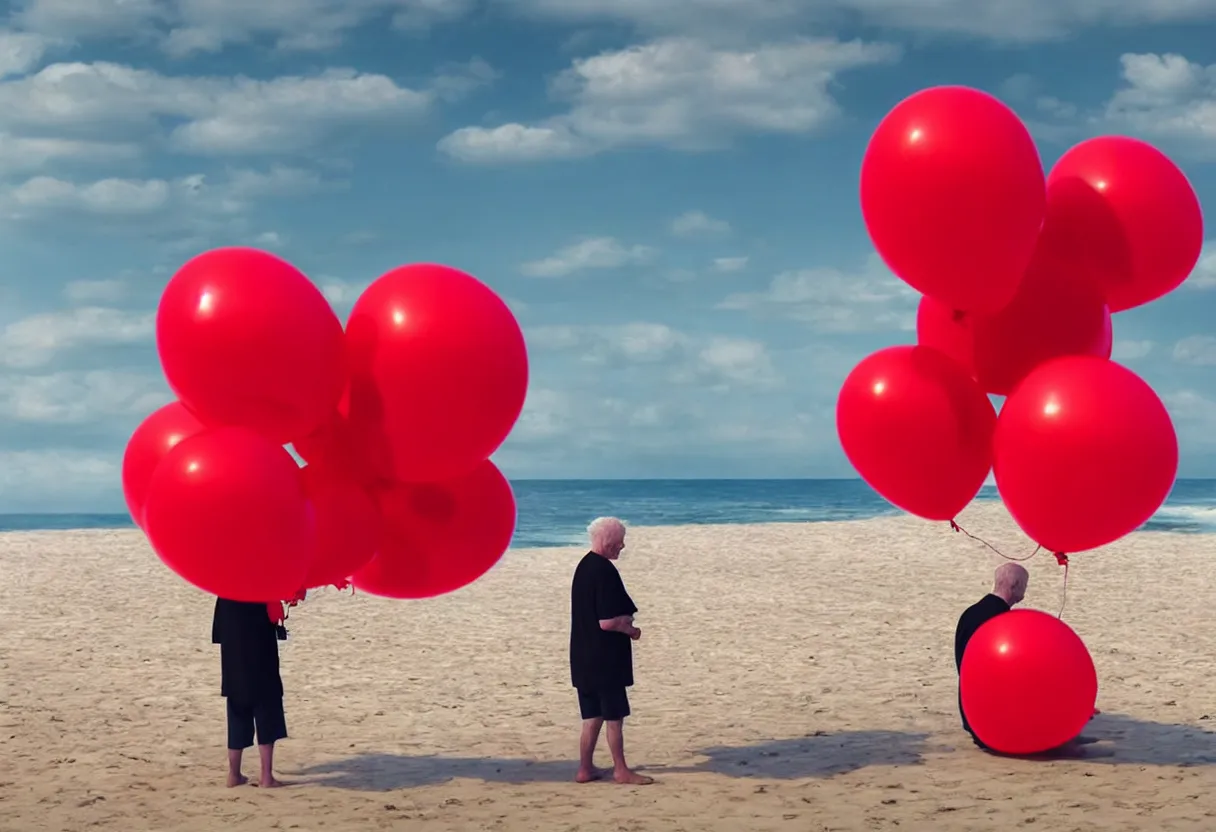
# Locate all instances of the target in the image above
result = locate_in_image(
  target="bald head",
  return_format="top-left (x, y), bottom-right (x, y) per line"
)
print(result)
top-left (993, 562), bottom-right (1029, 605)
top-left (588, 516), bottom-right (627, 559)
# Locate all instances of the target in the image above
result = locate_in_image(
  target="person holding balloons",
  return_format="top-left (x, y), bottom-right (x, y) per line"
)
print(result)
top-left (569, 517), bottom-right (653, 786)
top-left (954, 564), bottom-right (1028, 749)
top-left (212, 597), bottom-right (290, 788)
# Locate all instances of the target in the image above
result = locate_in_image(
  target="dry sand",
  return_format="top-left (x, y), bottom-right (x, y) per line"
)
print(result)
top-left (2, 501), bottom-right (1216, 831)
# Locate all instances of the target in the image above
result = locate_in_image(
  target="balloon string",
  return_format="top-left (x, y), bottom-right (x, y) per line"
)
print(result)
top-left (949, 521), bottom-right (1070, 619)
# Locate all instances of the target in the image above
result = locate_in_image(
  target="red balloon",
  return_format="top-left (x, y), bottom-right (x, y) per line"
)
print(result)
top-left (156, 247), bottom-right (346, 444)
top-left (344, 264), bottom-right (528, 482)
top-left (143, 426), bottom-right (317, 601)
top-left (861, 86), bottom-right (1045, 313)
top-left (916, 297), bottom-right (974, 376)
top-left (1043, 137), bottom-right (1203, 312)
top-left (299, 464), bottom-right (381, 590)
top-left (918, 255), bottom-right (1114, 396)
top-left (837, 345), bottom-right (996, 521)
top-left (121, 402), bottom-right (205, 527)
top-left (994, 356), bottom-right (1177, 552)
top-left (961, 609), bottom-right (1097, 755)
top-left (352, 461), bottom-right (516, 598)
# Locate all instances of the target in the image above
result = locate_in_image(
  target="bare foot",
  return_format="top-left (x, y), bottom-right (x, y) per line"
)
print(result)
top-left (613, 769), bottom-right (655, 785)
top-left (574, 767), bottom-right (604, 783)
top-left (226, 773), bottom-right (248, 788)
top-left (257, 777), bottom-right (286, 788)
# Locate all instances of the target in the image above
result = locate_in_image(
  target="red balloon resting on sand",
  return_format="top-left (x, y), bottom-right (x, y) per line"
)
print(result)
top-left (143, 426), bottom-right (318, 601)
top-left (299, 464), bottom-right (381, 590)
top-left (994, 356), bottom-right (1178, 553)
top-left (352, 460), bottom-right (516, 599)
top-left (837, 345), bottom-right (996, 521)
top-left (961, 609), bottom-right (1098, 755)
top-left (156, 247), bottom-right (346, 444)
top-left (344, 264), bottom-right (528, 482)
top-left (917, 248), bottom-right (1113, 396)
top-left (121, 401), bottom-right (205, 527)
top-left (861, 86), bottom-right (1045, 313)
top-left (1043, 136), bottom-right (1203, 312)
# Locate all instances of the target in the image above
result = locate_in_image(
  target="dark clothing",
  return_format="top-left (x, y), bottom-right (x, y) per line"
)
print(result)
top-left (211, 598), bottom-right (284, 705)
top-left (954, 593), bottom-right (1010, 743)
top-left (569, 552), bottom-right (638, 691)
top-left (226, 697), bottom-right (288, 750)
top-left (577, 687), bottom-right (631, 721)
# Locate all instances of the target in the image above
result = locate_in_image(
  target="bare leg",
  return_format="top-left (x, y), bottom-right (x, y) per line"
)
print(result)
top-left (605, 720), bottom-right (653, 785)
top-left (257, 743), bottom-right (284, 788)
top-left (575, 718), bottom-right (605, 782)
top-left (226, 749), bottom-right (247, 787)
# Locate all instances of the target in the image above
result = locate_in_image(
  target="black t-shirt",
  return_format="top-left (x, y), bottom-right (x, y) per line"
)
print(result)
top-left (954, 593), bottom-right (1010, 734)
top-left (212, 598), bottom-right (284, 705)
top-left (569, 552), bottom-right (638, 690)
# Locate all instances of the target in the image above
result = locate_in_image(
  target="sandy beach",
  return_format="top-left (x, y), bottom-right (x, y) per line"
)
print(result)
top-left (2, 500), bottom-right (1215, 831)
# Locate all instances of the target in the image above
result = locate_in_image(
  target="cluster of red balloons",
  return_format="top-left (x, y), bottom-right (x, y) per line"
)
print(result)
top-left (121, 248), bottom-right (528, 603)
top-left (838, 85), bottom-right (1196, 554)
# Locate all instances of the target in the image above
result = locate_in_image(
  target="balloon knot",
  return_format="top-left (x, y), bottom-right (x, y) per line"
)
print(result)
top-left (333, 580), bottom-right (350, 591)
top-left (1053, 552), bottom-right (1069, 567)
top-left (949, 520), bottom-right (960, 532)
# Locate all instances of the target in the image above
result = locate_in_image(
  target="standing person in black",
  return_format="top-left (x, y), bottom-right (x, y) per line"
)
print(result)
top-left (569, 516), bottom-right (653, 786)
top-left (212, 597), bottom-right (290, 787)
top-left (954, 563), bottom-right (1028, 749)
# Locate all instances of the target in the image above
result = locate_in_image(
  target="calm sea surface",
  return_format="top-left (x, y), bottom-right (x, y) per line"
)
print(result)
top-left (3, 479), bottom-right (1215, 548)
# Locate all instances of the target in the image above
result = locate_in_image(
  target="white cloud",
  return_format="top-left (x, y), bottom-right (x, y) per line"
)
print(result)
top-left (318, 276), bottom-right (372, 310)
top-left (0, 61), bottom-right (440, 159)
top-left (1, 307), bottom-right (154, 368)
top-left (0, 449), bottom-right (122, 510)
top-left (519, 236), bottom-right (657, 277)
top-left (528, 321), bottom-right (780, 388)
top-left (1101, 53), bottom-right (1216, 151)
top-left (1111, 339), bottom-right (1154, 361)
top-left (17, 0), bottom-right (475, 55)
top-left (502, 0), bottom-right (1216, 42)
top-left (1187, 241), bottom-right (1216, 288)
top-left (62, 279), bottom-right (127, 304)
top-left (717, 254), bottom-right (918, 333)
top-left (0, 29), bottom-right (54, 78)
top-left (713, 256), bottom-right (748, 272)
top-left (0, 369), bottom-right (170, 423)
top-left (1162, 389), bottom-right (1216, 449)
top-left (1173, 335), bottom-right (1216, 365)
top-left (438, 36), bottom-right (900, 162)
top-left (670, 210), bottom-right (729, 237)
top-left (0, 133), bottom-right (140, 173)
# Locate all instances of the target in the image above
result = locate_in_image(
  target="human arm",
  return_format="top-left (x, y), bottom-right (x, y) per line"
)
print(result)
top-left (599, 615), bottom-right (639, 638)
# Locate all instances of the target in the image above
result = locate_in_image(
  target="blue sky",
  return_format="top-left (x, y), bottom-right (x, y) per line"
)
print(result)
top-left (3, 0), bottom-right (1216, 510)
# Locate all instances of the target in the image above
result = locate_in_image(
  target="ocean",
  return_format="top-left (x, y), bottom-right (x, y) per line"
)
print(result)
top-left (5, 479), bottom-right (1216, 548)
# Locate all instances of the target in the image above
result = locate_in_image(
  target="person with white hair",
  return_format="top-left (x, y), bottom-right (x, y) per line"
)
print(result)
top-left (568, 516), bottom-right (653, 785)
top-left (953, 562), bottom-right (1029, 748)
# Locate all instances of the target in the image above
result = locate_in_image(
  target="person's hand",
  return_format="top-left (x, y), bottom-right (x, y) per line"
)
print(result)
top-left (629, 627), bottom-right (642, 641)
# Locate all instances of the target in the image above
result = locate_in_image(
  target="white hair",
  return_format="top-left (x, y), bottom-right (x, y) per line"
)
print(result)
top-left (587, 516), bottom-right (626, 552)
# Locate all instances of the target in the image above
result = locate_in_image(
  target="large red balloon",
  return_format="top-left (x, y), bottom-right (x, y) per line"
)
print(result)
top-left (861, 86), bottom-right (1045, 313)
top-left (344, 264), bottom-right (528, 482)
top-left (299, 464), bottom-right (381, 590)
top-left (1043, 136), bottom-right (1203, 312)
top-left (352, 461), bottom-right (516, 599)
top-left (961, 609), bottom-right (1097, 755)
top-left (918, 252), bottom-right (1114, 396)
top-left (143, 426), bottom-right (317, 601)
top-left (156, 247), bottom-right (346, 444)
top-left (121, 401), bottom-right (205, 527)
top-left (994, 356), bottom-right (1177, 552)
top-left (837, 345), bottom-right (996, 521)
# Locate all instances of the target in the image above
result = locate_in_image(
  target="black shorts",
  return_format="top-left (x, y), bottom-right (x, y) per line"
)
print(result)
top-left (226, 697), bottom-right (288, 750)
top-left (577, 687), bottom-right (630, 721)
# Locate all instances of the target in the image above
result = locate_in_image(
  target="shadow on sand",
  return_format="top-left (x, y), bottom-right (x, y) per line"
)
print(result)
top-left (293, 729), bottom-right (929, 790)
top-left (1007, 713), bottom-right (1216, 765)
top-left (292, 716), bottom-right (1216, 790)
